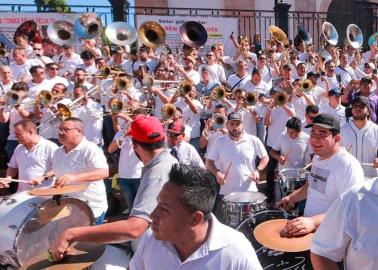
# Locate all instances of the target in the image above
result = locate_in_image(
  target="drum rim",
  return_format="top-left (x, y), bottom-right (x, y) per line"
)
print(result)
top-left (235, 209), bottom-right (294, 230)
top-left (14, 196), bottom-right (94, 265)
top-left (224, 191), bottom-right (267, 203)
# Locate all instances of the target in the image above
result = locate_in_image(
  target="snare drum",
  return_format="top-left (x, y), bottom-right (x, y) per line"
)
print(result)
top-left (279, 168), bottom-right (309, 194)
top-left (0, 191), bottom-right (94, 266)
top-left (223, 191), bottom-right (267, 227)
top-left (237, 210), bottom-right (313, 269)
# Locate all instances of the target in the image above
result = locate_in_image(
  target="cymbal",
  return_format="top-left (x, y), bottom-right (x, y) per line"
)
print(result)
top-left (253, 219), bottom-right (314, 252)
top-left (20, 242), bottom-right (105, 270)
top-left (29, 185), bottom-right (87, 196)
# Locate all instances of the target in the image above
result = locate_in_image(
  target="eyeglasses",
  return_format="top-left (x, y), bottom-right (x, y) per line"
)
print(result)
top-left (49, 67), bottom-right (59, 70)
top-left (167, 132), bottom-right (181, 137)
top-left (352, 104), bottom-right (367, 109)
top-left (33, 48), bottom-right (42, 51)
top-left (206, 54), bottom-right (214, 57)
top-left (59, 127), bottom-right (79, 133)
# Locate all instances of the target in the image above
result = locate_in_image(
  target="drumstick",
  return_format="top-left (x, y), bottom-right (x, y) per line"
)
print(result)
top-left (223, 162), bottom-right (232, 183)
top-left (301, 162), bottom-right (312, 171)
top-left (0, 177), bottom-right (30, 184)
top-left (347, 144), bottom-right (353, 153)
top-left (360, 163), bottom-right (374, 167)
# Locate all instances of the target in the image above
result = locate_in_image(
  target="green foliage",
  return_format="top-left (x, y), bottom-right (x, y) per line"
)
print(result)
top-left (35, 0), bottom-right (70, 13)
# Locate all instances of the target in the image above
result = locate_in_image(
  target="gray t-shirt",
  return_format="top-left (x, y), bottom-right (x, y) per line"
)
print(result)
top-left (130, 150), bottom-right (177, 222)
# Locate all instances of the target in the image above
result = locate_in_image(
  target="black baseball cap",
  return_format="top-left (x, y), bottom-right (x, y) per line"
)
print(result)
top-left (307, 71), bottom-right (320, 79)
top-left (351, 96), bottom-right (370, 108)
top-left (227, 112), bottom-right (242, 122)
top-left (328, 88), bottom-right (342, 97)
top-left (305, 113), bottom-right (340, 133)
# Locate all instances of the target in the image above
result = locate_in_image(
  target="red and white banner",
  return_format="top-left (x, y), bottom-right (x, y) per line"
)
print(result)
top-left (136, 15), bottom-right (238, 57)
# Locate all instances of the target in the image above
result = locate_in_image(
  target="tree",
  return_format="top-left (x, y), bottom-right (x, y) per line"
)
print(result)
top-left (35, 0), bottom-right (70, 13)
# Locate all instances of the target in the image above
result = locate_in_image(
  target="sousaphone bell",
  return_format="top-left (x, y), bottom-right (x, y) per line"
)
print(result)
top-left (138, 21), bottom-right (166, 48)
top-left (47, 20), bottom-right (74, 46)
top-left (13, 20), bottom-right (38, 44)
top-left (321, 22), bottom-right (338, 46)
top-left (179, 21), bottom-right (208, 48)
top-left (105, 22), bottom-right (137, 46)
top-left (294, 25), bottom-right (313, 48)
top-left (74, 13), bottom-right (103, 39)
top-left (368, 32), bottom-right (378, 47)
top-left (346, 24), bottom-right (363, 49)
top-left (269, 25), bottom-right (289, 46)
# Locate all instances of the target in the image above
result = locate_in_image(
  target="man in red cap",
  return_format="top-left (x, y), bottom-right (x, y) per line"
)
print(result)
top-left (166, 120), bottom-right (204, 168)
top-left (49, 115), bottom-right (177, 267)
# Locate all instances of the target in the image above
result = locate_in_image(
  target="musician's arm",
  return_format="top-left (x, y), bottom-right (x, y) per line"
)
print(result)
top-left (0, 108), bottom-right (10, 123)
top-left (310, 254), bottom-right (339, 270)
top-left (5, 167), bottom-right (17, 178)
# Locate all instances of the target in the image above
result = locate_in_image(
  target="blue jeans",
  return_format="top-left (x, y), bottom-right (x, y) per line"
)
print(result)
top-left (95, 212), bottom-right (105, 225)
top-left (118, 178), bottom-right (141, 211)
top-left (5, 140), bottom-right (18, 160)
top-left (256, 122), bottom-right (266, 144)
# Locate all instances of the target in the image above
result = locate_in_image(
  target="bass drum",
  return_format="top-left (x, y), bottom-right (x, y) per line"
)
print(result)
top-left (237, 210), bottom-right (313, 270)
top-left (0, 191), bottom-right (94, 266)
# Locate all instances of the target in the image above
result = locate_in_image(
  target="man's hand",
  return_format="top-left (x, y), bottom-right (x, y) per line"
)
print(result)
top-left (49, 230), bottom-right (72, 262)
top-left (0, 177), bottom-right (12, 189)
top-left (29, 176), bottom-right (45, 186)
top-left (249, 170), bottom-right (260, 182)
top-left (278, 155), bottom-right (286, 165)
top-left (274, 195), bottom-right (295, 211)
top-left (373, 158), bottom-right (378, 168)
top-left (284, 216), bottom-right (316, 236)
top-left (216, 171), bottom-right (226, 185)
top-left (55, 174), bottom-right (76, 187)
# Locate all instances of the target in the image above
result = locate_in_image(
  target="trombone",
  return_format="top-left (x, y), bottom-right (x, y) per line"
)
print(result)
top-left (274, 91), bottom-right (289, 106)
top-left (299, 79), bottom-right (313, 93)
top-left (245, 92), bottom-right (258, 106)
top-left (212, 113), bottom-right (227, 129)
top-left (161, 103), bottom-right (177, 120)
top-left (213, 85), bottom-right (232, 100)
top-left (142, 75), bottom-right (180, 88)
top-left (0, 91), bottom-right (24, 109)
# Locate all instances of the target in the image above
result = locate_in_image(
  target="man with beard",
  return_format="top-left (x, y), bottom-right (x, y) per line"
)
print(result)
top-left (49, 115), bottom-right (177, 269)
top-left (129, 163), bottom-right (263, 270)
top-left (341, 96), bottom-right (378, 178)
top-left (206, 112), bottom-right (268, 218)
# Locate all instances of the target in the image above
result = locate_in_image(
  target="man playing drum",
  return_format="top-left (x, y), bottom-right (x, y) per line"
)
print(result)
top-left (275, 113), bottom-right (364, 236)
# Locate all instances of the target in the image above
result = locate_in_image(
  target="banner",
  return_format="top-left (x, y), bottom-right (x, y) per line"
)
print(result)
top-left (136, 15), bottom-right (238, 57)
top-left (0, 13), bottom-right (79, 47)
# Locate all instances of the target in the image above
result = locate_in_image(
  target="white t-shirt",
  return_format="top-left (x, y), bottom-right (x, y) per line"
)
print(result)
top-left (4, 98), bottom-right (34, 140)
top-left (304, 148), bottom-right (364, 217)
top-left (153, 89), bottom-right (175, 120)
top-left (319, 103), bottom-right (346, 126)
top-left (291, 95), bottom-right (311, 121)
top-left (266, 104), bottom-right (295, 147)
top-left (272, 131), bottom-right (310, 170)
top-left (54, 53), bottom-right (83, 75)
top-left (46, 76), bottom-right (69, 87)
top-left (53, 138), bottom-right (108, 217)
top-left (227, 73), bottom-right (249, 91)
top-left (341, 121), bottom-right (378, 178)
top-left (186, 69), bottom-right (200, 85)
top-left (207, 132), bottom-right (268, 195)
top-left (318, 75), bottom-right (339, 91)
top-left (198, 63), bottom-right (226, 83)
top-left (114, 132), bottom-right (142, 179)
top-left (311, 179), bottom-right (378, 270)
top-left (77, 63), bottom-right (98, 76)
top-left (243, 80), bottom-right (269, 96)
top-left (27, 79), bottom-right (54, 99)
top-left (8, 137), bottom-right (58, 191)
top-left (176, 98), bottom-right (203, 139)
top-left (9, 61), bottom-right (33, 81)
top-left (335, 65), bottom-right (356, 86)
top-left (129, 215), bottom-right (263, 270)
top-left (169, 141), bottom-right (204, 168)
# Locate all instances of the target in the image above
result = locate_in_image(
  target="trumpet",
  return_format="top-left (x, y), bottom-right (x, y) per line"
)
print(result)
top-left (213, 85), bottom-right (232, 100)
top-left (212, 113), bottom-right (227, 129)
top-left (161, 103), bottom-right (177, 120)
top-left (0, 91), bottom-right (24, 109)
top-left (35, 90), bottom-right (54, 106)
top-left (177, 80), bottom-right (193, 96)
top-left (143, 75), bottom-right (180, 88)
top-left (274, 92), bottom-right (289, 106)
top-left (299, 79), bottom-right (313, 92)
top-left (245, 92), bottom-right (258, 106)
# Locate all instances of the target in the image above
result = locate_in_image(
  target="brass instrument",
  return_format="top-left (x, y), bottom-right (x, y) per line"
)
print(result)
top-left (161, 103), bottom-right (177, 120)
top-left (212, 113), bottom-right (227, 129)
top-left (294, 25), bottom-right (313, 48)
top-left (142, 75), bottom-right (180, 88)
top-left (368, 32), bottom-right (378, 47)
top-left (74, 13), bottom-right (103, 40)
top-left (14, 20), bottom-right (38, 44)
top-left (114, 77), bottom-right (130, 92)
top-left (177, 80), bottom-right (193, 96)
top-left (47, 20), bottom-right (74, 46)
top-left (0, 46), bottom-right (8, 57)
top-left (199, 95), bottom-right (213, 105)
top-left (299, 79), bottom-right (313, 92)
top-left (35, 90), bottom-right (54, 106)
top-left (105, 21), bottom-right (137, 46)
top-left (346, 24), bottom-right (363, 49)
top-left (0, 90), bottom-right (23, 109)
top-left (138, 21), bottom-right (166, 48)
top-left (321, 22), bottom-right (338, 47)
top-left (179, 21), bottom-right (208, 48)
top-left (213, 85), bottom-right (231, 100)
top-left (274, 91), bottom-right (289, 106)
top-left (269, 25), bottom-right (289, 46)
top-left (245, 92), bottom-right (258, 106)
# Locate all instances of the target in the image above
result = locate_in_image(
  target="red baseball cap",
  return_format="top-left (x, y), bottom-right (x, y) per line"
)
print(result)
top-left (127, 115), bottom-right (164, 143)
top-left (166, 120), bottom-right (185, 134)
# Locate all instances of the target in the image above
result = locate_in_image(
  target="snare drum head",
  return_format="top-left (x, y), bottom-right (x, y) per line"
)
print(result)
top-left (15, 197), bottom-right (94, 266)
top-left (224, 191), bottom-right (266, 203)
top-left (279, 168), bottom-right (309, 180)
top-left (237, 210), bottom-right (313, 270)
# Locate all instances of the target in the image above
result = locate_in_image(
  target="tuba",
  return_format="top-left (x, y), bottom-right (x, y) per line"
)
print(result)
top-left (161, 103), bottom-right (177, 120)
top-left (346, 24), bottom-right (363, 49)
top-left (74, 13), bottom-right (103, 39)
top-left (14, 20), bottom-right (38, 44)
top-left (294, 25), bottom-right (313, 48)
top-left (212, 113), bottom-right (227, 130)
top-left (105, 21), bottom-right (137, 46)
top-left (245, 92), bottom-right (258, 106)
top-left (138, 21), bottom-right (166, 49)
top-left (299, 79), bottom-right (313, 92)
top-left (321, 22), bottom-right (338, 47)
top-left (274, 91), bottom-right (289, 106)
top-left (47, 20), bottom-right (74, 46)
top-left (269, 26), bottom-right (289, 46)
top-left (179, 21), bottom-right (208, 48)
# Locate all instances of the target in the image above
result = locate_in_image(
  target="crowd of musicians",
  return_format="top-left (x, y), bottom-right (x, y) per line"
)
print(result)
top-left (0, 15), bottom-right (377, 269)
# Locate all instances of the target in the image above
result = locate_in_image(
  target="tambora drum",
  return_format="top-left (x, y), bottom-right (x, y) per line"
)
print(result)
top-left (0, 191), bottom-right (94, 266)
top-left (279, 168), bottom-right (309, 195)
top-left (223, 191), bottom-right (267, 227)
top-left (237, 209), bottom-right (313, 269)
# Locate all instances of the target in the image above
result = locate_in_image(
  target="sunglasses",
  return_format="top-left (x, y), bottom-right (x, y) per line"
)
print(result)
top-left (206, 54), bottom-right (214, 57)
top-left (49, 67), bottom-right (59, 70)
top-left (167, 132), bottom-right (181, 137)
